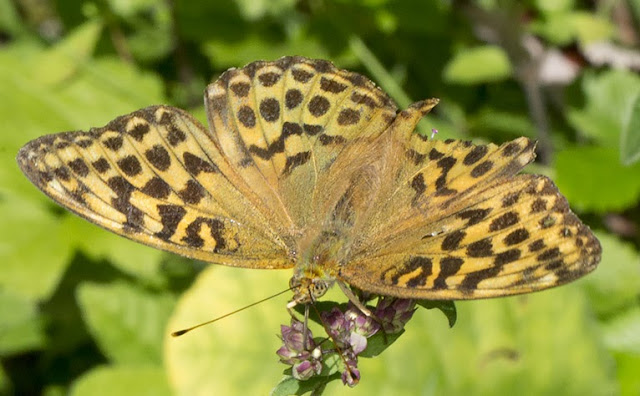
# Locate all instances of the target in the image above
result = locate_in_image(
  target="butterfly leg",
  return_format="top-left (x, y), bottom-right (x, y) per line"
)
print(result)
top-left (337, 281), bottom-right (372, 317)
top-left (337, 281), bottom-right (389, 344)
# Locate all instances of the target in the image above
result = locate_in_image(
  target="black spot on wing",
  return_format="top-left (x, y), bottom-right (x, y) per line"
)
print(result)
top-left (103, 136), bottom-right (123, 151)
top-left (441, 230), bottom-right (466, 251)
top-left (457, 208), bottom-right (491, 226)
top-left (531, 198), bottom-right (547, 213)
top-left (537, 247), bottom-right (561, 261)
top-left (259, 98), bottom-right (280, 122)
top-left (237, 106), bottom-right (256, 128)
top-left (502, 141), bottom-right (522, 157)
top-left (495, 248), bottom-right (521, 265)
top-left (285, 89), bottom-right (303, 110)
top-left (230, 82), bottom-right (250, 97)
top-left (390, 256), bottom-right (432, 287)
top-left (410, 173), bottom-right (426, 203)
top-left (178, 179), bottom-right (205, 205)
top-left (433, 257), bottom-right (464, 289)
top-left (167, 126), bottom-right (187, 146)
top-left (141, 177), bottom-right (171, 199)
top-left (308, 95), bottom-right (330, 117)
top-left (283, 151), bottom-right (311, 175)
top-left (291, 68), bottom-right (314, 83)
top-left (182, 217), bottom-right (233, 253)
top-left (155, 204), bottom-right (186, 240)
top-left (504, 228), bottom-right (529, 245)
top-left (258, 72), bottom-right (281, 87)
top-left (489, 212), bottom-right (519, 232)
top-left (53, 167), bottom-right (71, 181)
top-left (463, 145), bottom-right (488, 165)
top-left (117, 155), bottom-right (142, 177)
top-left (68, 158), bottom-right (89, 177)
top-left (529, 239), bottom-right (545, 252)
top-left (145, 145), bottom-right (171, 171)
top-left (471, 161), bottom-right (493, 177)
top-left (107, 176), bottom-right (144, 231)
top-left (466, 238), bottom-right (493, 257)
top-left (128, 123), bottom-right (150, 141)
top-left (337, 108), bottom-right (360, 125)
top-left (183, 152), bottom-right (218, 176)
top-left (320, 76), bottom-right (347, 93)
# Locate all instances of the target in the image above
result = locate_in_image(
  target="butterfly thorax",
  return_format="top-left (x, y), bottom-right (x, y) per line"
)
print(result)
top-left (289, 230), bottom-right (350, 306)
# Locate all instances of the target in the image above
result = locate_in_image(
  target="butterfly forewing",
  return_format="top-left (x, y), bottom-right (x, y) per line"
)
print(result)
top-left (17, 105), bottom-right (293, 268)
top-left (205, 57), bottom-right (398, 229)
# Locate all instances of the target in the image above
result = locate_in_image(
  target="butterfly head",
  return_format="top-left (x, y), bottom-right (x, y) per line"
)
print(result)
top-left (287, 272), bottom-right (335, 308)
top-left (287, 229), bottom-right (347, 307)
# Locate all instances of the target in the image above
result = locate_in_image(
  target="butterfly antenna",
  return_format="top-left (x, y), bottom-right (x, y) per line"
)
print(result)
top-left (171, 287), bottom-right (292, 337)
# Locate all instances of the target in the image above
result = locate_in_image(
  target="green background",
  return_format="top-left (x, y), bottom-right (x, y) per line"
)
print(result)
top-left (1, 0), bottom-right (640, 395)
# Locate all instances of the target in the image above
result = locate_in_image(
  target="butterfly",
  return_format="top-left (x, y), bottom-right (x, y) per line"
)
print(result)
top-left (16, 56), bottom-right (601, 309)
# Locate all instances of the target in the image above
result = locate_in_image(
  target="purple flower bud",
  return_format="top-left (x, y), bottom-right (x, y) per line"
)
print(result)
top-left (276, 345), bottom-right (300, 365)
top-left (322, 307), bottom-right (347, 333)
top-left (277, 319), bottom-right (315, 364)
top-left (349, 332), bottom-right (368, 355)
top-left (346, 304), bottom-right (380, 338)
top-left (375, 297), bottom-right (416, 333)
top-left (321, 307), bottom-right (351, 349)
top-left (341, 366), bottom-right (360, 387)
top-left (293, 359), bottom-right (322, 381)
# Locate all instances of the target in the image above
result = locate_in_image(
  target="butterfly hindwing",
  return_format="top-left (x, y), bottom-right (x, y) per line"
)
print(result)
top-left (340, 135), bottom-right (601, 299)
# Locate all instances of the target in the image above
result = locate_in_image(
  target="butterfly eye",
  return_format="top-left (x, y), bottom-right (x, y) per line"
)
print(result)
top-left (289, 277), bottom-right (301, 290)
top-left (311, 280), bottom-right (329, 299)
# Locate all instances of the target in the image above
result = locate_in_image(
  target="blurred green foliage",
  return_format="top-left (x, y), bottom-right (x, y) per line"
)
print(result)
top-left (1, 0), bottom-right (639, 394)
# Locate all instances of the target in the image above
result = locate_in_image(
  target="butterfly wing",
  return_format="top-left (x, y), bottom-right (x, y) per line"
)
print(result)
top-left (204, 57), bottom-right (398, 229)
top-left (17, 105), bottom-right (293, 268)
top-left (339, 107), bottom-right (601, 299)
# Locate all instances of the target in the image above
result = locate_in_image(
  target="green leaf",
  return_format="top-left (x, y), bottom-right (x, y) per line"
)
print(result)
top-left (234, 0), bottom-right (297, 20)
top-left (570, 12), bottom-right (615, 44)
top-left (271, 373), bottom-right (340, 396)
top-left (582, 231), bottom-right (640, 315)
top-left (0, 289), bottom-right (45, 356)
top-left (359, 330), bottom-right (404, 358)
top-left (417, 300), bottom-right (457, 328)
top-left (34, 19), bottom-right (103, 86)
top-left (621, 91), bottom-right (640, 165)
top-left (0, 39), bottom-right (168, 292)
top-left (443, 46), bottom-right (512, 85)
top-left (76, 281), bottom-right (175, 365)
top-left (468, 108), bottom-right (537, 140)
top-left (614, 352), bottom-right (640, 396)
top-left (535, 0), bottom-right (574, 13)
top-left (70, 365), bottom-right (171, 396)
top-left (165, 265), bottom-right (292, 395)
top-left (555, 146), bottom-right (640, 212)
top-left (319, 287), bottom-right (616, 395)
top-left (568, 70), bottom-right (640, 148)
top-left (63, 215), bottom-right (166, 286)
top-left (0, 364), bottom-right (10, 395)
top-left (0, 0), bottom-right (23, 36)
top-left (203, 32), bottom-right (345, 70)
top-left (107, 0), bottom-right (163, 17)
top-left (601, 306), bottom-right (640, 354)
top-left (0, 191), bottom-right (74, 301)
top-left (531, 11), bottom-right (614, 45)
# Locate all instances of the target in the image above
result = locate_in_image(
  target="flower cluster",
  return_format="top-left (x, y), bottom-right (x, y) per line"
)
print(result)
top-left (276, 297), bottom-right (416, 386)
top-left (276, 320), bottom-right (323, 380)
